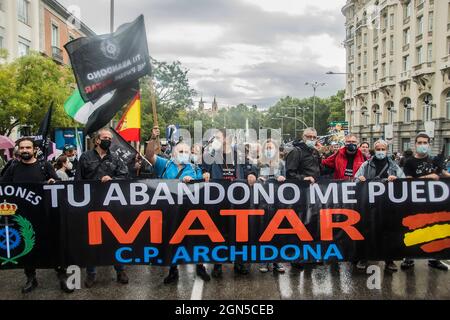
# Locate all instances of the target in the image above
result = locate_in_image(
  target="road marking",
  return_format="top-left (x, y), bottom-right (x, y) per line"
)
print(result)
top-left (190, 275), bottom-right (204, 300)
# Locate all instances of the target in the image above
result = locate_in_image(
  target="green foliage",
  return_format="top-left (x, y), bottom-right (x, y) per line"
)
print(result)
top-left (0, 51), bottom-right (76, 136)
top-left (138, 57), bottom-right (197, 140)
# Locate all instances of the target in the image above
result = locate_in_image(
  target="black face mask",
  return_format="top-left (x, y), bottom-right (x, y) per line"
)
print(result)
top-left (346, 143), bottom-right (357, 153)
top-left (20, 152), bottom-right (33, 161)
top-left (99, 139), bottom-right (111, 151)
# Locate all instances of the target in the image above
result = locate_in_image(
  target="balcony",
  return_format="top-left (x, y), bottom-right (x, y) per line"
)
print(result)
top-left (52, 46), bottom-right (63, 64)
top-left (400, 71), bottom-right (411, 81)
top-left (412, 62), bottom-right (435, 75)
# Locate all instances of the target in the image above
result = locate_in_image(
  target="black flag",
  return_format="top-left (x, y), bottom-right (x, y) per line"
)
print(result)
top-left (35, 103), bottom-right (53, 161)
top-left (65, 15), bottom-right (151, 102)
top-left (110, 127), bottom-right (139, 167)
top-left (83, 81), bottom-right (139, 135)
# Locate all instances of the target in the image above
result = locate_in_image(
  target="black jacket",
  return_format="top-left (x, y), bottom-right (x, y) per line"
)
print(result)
top-left (76, 149), bottom-right (128, 181)
top-left (285, 140), bottom-right (321, 180)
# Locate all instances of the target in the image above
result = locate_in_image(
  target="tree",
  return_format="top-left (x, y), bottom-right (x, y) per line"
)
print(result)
top-left (138, 57), bottom-right (197, 140)
top-left (327, 90), bottom-right (345, 123)
top-left (0, 51), bottom-right (75, 136)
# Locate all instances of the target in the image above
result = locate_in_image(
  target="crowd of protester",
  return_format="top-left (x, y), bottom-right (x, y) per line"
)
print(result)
top-left (0, 126), bottom-right (449, 294)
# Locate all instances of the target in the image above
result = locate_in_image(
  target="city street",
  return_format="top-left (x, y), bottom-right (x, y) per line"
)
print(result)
top-left (0, 260), bottom-right (448, 300)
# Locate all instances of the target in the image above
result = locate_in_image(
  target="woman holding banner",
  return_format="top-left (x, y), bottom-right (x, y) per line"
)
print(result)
top-left (257, 139), bottom-right (286, 274)
top-left (145, 127), bottom-right (212, 284)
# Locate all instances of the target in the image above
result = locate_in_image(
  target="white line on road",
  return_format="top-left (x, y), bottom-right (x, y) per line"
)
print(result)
top-left (190, 276), bottom-right (204, 300)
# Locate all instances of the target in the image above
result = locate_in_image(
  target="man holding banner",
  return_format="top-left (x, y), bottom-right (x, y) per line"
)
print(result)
top-left (145, 127), bottom-right (211, 284)
top-left (401, 133), bottom-right (450, 271)
top-left (1, 138), bottom-right (71, 294)
top-left (76, 128), bottom-right (130, 287)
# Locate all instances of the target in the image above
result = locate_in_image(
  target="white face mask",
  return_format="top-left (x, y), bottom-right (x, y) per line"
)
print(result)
top-left (375, 151), bottom-right (387, 160)
top-left (66, 161), bottom-right (73, 170)
top-left (212, 139), bottom-right (222, 151)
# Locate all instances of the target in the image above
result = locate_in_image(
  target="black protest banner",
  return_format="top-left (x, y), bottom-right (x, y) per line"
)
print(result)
top-left (65, 15), bottom-right (151, 102)
top-left (0, 179), bottom-right (449, 269)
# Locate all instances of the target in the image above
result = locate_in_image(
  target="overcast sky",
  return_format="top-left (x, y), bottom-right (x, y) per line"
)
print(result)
top-left (60, 0), bottom-right (347, 109)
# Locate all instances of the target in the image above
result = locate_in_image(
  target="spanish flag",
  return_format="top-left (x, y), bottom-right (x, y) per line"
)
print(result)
top-left (116, 93), bottom-right (141, 142)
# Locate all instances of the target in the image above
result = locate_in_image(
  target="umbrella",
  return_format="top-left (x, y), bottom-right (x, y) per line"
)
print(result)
top-left (0, 136), bottom-right (15, 150)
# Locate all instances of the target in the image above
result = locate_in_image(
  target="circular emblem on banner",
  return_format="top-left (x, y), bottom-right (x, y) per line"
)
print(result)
top-left (101, 38), bottom-right (121, 60)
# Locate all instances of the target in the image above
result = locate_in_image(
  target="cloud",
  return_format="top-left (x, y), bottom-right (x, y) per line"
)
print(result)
top-left (60, 0), bottom-right (347, 108)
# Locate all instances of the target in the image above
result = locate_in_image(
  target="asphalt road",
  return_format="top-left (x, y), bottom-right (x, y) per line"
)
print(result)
top-left (0, 260), bottom-right (449, 300)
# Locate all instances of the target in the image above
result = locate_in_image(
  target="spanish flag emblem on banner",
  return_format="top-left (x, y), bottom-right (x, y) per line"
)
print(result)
top-left (116, 93), bottom-right (141, 142)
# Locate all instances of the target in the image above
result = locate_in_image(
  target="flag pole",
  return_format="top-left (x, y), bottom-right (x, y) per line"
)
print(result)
top-left (109, 0), bottom-right (115, 129)
top-left (149, 78), bottom-right (161, 154)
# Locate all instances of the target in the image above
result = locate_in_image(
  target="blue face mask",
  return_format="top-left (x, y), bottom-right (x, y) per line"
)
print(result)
top-left (375, 151), bottom-right (387, 160)
top-left (416, 144), bottom-right (429, 155)
top-left (305, 140), bottom-right (316, 148)
top-left (264, 149), bottom-right (276, 159)
top-left (176, 153), bottom-right (190, 165)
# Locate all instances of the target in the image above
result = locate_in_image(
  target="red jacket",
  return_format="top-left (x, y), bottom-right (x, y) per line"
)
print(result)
top-left (322, 148), bottom-right (366, 180)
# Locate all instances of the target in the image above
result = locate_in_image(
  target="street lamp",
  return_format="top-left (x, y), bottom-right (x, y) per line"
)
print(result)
top-left (326, 71), bottom-right (349, 75)
top-left (305, 81), bottom-right (326, 129)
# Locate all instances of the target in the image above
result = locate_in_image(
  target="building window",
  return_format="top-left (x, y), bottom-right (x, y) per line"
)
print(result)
top-left (18, 37), bottom-right (30, 57)
top-left (448, 37), bottom-right (450, 55)
top-left (51, 24), bottom-right (59, 47)
top-left (17, 0), bottom-right (29, 25)
top-left (445, 139), bottom-right (450, 158)
top-left (373, 105), bottom-right (381, 126)
top-left (446, 91), bottom-right (450, 120)
top-left (423, 94), bottom-right (433, 122)
top-left (361, 107), bottom-right (369, 126)
top-left (417, 46), bottom-right (423, 64)
top-left (382, 63), bottom-right (386, 78)
top-left (363, 72), bottom-right (367, 85)
top-left (403, 98), bottom-right (412, 123)
top-left (390, 35), bottom-right (394, 53)
top-left (389, 61), bottom-right (394, 76)
top-left (389, 14), bottom-right (395, 28)
top-left (0, 0), bottom-right (4, 11)
top-left (428, 13), bottom-right (433, 32)
top-left (404, 1), bottom-right (412, 19)
top-left (374, 69), bottom-right (378, 82)
top-left (387, 102), bottom-right (394, 124)
top-left (427, 44), bottom-right (432, 62)
top-left (402, 138), bottom-right (411, 152)
top-left (403, 55), bottom-right (410, 71)
top-left (417, 16), bottom-right (424, 35)
top-left (403, 28), bottom-right (410, 45)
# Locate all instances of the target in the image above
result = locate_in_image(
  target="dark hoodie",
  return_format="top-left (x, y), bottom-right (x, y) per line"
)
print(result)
top-left (285, 140), bottom-right (321, 180)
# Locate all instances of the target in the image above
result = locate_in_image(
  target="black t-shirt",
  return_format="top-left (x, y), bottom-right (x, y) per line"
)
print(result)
top-left (373, 158), bottom-right (389, 179)
top-left (344, 154), bottom-right (355, 177)
top-left (222, 153), bottom-right (236, 181)
top-left (1, 161), bottom-right (59, 183)
top-left (403, 156), bottom-right (435, 178)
